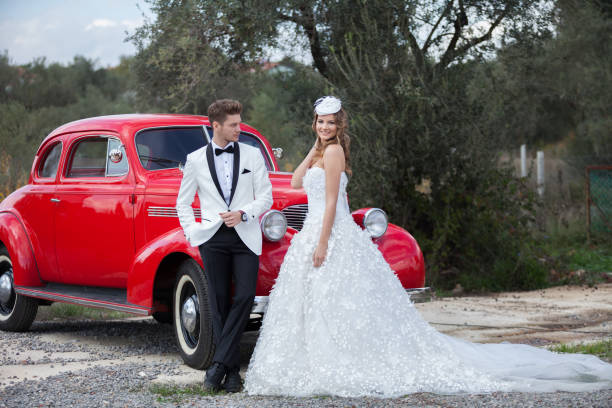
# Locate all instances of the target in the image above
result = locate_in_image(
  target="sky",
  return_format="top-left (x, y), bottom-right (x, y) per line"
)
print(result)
top-left (0, 0), bottom-right (152, 67)
top-left (0, 0), bottom-right (310, 68)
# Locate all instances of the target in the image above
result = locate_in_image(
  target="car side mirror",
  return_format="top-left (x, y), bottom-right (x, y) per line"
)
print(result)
top-left (272, 147), bottom-right (283, 159)
top-left (108, 148), bottom-right (123, 164)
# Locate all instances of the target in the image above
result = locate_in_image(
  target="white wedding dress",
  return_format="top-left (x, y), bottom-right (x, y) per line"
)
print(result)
top-left (244, 166), bottom-right (612, 397)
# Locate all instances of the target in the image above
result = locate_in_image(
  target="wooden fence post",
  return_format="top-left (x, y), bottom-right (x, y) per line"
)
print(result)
top-left (537, 151), bottom-right (545, 197)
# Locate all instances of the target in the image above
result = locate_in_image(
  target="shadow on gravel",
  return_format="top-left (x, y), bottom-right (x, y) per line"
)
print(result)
top-left (25, 319), bottom-right (260, 364)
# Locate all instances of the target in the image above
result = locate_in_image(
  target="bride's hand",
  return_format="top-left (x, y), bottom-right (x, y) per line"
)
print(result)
top-left (312, 242), bottom-right (328, 267)
top-left (310, 140), bottom-right (318, 153)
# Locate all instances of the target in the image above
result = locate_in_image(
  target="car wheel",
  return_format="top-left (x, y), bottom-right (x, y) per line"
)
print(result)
top-left (172, 259), bottom-right (214, 370)
top-left (0, 247), bottom-right (38, 331)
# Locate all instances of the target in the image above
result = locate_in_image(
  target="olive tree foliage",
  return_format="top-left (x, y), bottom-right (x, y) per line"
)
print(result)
top-left (322, 1), bottom-right (549, 289)
top-left (131, 0), bottom-right (551, 289)
top-left (128, 0), bottom-right (275, 112)
top-left (0, 53), bottom-right (137, 198)
top-left (552, 0), bottom-right (612, 167)
top-left (245, 61), bottom-right (327, 170)
top-left (468, 0), bottom-right (612, 168)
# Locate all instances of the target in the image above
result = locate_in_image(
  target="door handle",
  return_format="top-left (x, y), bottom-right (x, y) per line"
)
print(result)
top-left (50, 198), bottom-right (60, 203)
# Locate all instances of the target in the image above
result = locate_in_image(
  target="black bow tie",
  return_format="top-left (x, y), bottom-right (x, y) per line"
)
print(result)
top-left (214, 145), bottom-right (235, 156)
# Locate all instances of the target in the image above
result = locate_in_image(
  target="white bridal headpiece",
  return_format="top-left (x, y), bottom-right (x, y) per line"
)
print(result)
top-left (314, 96), bottom-right (342, 115)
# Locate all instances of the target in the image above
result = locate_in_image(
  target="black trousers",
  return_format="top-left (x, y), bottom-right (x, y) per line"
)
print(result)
top-left (198, 224), bottom-right (258, 370)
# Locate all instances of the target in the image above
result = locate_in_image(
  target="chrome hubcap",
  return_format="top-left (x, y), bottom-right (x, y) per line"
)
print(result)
top-left (181, 295), bottom-right (198, 334)
top-left (0, 272), bottom-right (13, 304)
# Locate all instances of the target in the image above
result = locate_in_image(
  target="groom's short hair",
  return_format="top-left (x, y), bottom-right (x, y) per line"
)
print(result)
top-left (208, 99), bottom-right (242, 125)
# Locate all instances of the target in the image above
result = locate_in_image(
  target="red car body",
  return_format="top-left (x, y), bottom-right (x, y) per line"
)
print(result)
top-left (0, 114), bottom-right (425, 368)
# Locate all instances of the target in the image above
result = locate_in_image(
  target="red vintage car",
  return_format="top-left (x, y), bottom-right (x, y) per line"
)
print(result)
top-left (0, 114), bottom-right (425, 369)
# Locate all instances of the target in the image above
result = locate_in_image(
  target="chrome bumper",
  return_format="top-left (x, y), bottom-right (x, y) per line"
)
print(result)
top-left (405, 287), bottom-right (432, 303)
top-left (251, 296), bottom-right (269, 314)
top-left (251, 288), bottom-right (431, 315)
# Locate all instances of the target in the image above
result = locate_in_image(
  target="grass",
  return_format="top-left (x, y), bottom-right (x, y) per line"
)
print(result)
top-left (149, 383), bottom-right (226, 404)
top-left (35, 302), bottom-right (134, 321)
top-left (543, 228), bottom-right (612, 272)
top-left (548, 340), bottom-right (612, 361)
top-left (431, 228), bottom-right (611, 297)
top-left (537, 229), bottom-right (612, 287)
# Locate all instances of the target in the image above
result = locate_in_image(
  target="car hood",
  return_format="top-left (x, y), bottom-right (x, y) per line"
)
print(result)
top-left (141, 170), bottom-right (307, 211)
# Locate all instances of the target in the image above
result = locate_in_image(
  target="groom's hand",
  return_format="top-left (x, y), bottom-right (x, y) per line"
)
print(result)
top-left (219, 211), bottom-right (242, 228)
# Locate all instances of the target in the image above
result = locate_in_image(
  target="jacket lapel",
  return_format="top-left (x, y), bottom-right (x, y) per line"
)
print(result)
top-left (206, 143), bottom-right (226, 204)
top-left (229, 142), bottom-right (240, 204)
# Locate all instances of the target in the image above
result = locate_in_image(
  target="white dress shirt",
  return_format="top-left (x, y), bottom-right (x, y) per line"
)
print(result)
top-left (210, 140), bottom-right (234, 204)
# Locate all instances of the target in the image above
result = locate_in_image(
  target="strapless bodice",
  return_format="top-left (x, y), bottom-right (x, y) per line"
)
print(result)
top-left (302, 166), bottom-right (350, 219)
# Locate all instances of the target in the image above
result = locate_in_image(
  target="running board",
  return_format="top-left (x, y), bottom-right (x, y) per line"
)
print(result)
top-left (16, 283), bottom-right (151, 316)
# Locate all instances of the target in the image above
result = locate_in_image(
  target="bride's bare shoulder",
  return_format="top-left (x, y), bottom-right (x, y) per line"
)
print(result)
top-left (323, 144), bottom-right (345, 170)
top-left (323, 144), bottom-right (344, 159)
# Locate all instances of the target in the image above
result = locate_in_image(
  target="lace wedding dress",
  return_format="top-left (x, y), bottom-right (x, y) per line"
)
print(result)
top-left (244, 166), bottom-right (612, 397)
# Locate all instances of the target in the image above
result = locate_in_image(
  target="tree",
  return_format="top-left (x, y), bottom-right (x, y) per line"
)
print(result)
top-left (244, 61), bottom-right (327, 169)
top-left (132, 1), bottom-right (549, 91)
top-left (128, 0), bottom-right (262, 113)
top-left (555, 0), bottom-right (612, 167)
top-left (306, 1), bottom-right (549, 287)
top-left (130, 1), bottom-right (554, 290)
top-left (468, 0), bottom-right (612, 167)
top-left (0, 54), bottom-right (141, 198)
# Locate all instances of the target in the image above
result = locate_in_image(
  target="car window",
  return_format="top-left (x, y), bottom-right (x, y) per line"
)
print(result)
top-left (205, 126), bottom-right (272, 171)
top-left (239, 132), bottom-right (272, 171)
top-left (67, 138), bottom-right (106, 177)
top-left (107, 138), bottom-right (129, 176)
top-left (67, 137), bottom-right (128, 178)
top-left (136, 127), bottom-right (207, 171)
top-left (39, 142), bottom-right (62, 178)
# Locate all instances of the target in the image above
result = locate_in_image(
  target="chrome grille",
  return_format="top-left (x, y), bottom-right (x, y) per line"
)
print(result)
top-left (281, 204), bottom-right (308, 231)
top-left (148, 206), bottom-right (202, 218)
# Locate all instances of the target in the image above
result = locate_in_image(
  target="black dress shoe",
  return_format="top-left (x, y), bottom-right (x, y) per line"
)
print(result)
top-left (223, 367), bottom-right (243, 393)
top-left (203, 362), bottom-right (226, 392)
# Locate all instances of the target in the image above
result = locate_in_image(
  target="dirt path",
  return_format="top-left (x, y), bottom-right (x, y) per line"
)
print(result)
top-left (415, 283), bottom-right (611, 346)
top-left (1, 284), bottom-right (610, 406)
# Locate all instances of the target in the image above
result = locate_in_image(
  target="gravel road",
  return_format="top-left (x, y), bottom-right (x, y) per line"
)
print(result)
top-left (1, 284), bottom-right (611, 407)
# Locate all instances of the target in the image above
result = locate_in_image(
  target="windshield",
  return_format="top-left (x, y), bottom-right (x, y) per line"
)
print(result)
top-left (135, 125), bottom-right (273, 171)
top-left (135, 127), bottom-right (207, 171)
top-left (204, 126), bottom-right (273, 171)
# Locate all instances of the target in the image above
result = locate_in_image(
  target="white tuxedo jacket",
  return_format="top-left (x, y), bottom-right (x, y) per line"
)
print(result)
top-left (176, 142), bottom-right (273, 255)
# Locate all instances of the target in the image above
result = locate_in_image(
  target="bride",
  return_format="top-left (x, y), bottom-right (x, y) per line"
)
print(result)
top-left (244, 96), bottom-right (612, 397)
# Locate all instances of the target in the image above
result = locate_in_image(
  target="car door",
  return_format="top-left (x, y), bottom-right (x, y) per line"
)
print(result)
top-left (22, 141), bottom-right (63, 282)
top-left (54, 134), bottom-right (134, 288)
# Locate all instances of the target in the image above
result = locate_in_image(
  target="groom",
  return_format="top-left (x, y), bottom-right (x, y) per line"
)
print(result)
top-left (176, 99), bottom-right (273, 392)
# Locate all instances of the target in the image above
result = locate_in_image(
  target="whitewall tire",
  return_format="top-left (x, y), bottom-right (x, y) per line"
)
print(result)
top-left (172, 259), bottom-right (214, 369)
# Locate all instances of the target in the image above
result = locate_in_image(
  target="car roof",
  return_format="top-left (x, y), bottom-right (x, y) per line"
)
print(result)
top-left (47, 114), bottom-right (208, 137)
top-left (38, 113), bottom-right (264, 153)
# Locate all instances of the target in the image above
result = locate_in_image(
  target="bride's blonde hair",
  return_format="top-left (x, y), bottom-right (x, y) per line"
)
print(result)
top-left (311, 107), bottom-right (351, 176)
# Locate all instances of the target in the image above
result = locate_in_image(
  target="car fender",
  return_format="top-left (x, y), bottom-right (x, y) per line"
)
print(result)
top-left (256, 228), bottom-right (297, 296)
top-left (352, 209), bottom-right (425, 289)
top-left (375, 223), bottom-right (425, 288)
top-left (0, 211), bottom-right (42, 286)
top-left (127, 228), bottom-right (201, 308)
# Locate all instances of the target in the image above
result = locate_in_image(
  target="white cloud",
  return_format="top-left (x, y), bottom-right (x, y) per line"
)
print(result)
top-left (0, 1), bottom-right (151, 66)
top-left (85, 18), bottom-right (118, 31)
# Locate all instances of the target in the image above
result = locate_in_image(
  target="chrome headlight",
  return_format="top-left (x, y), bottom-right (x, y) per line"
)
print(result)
top-left (260, 210), bottom-right (287, 242)
top-left (364, 208), bottom-right (388, 238)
